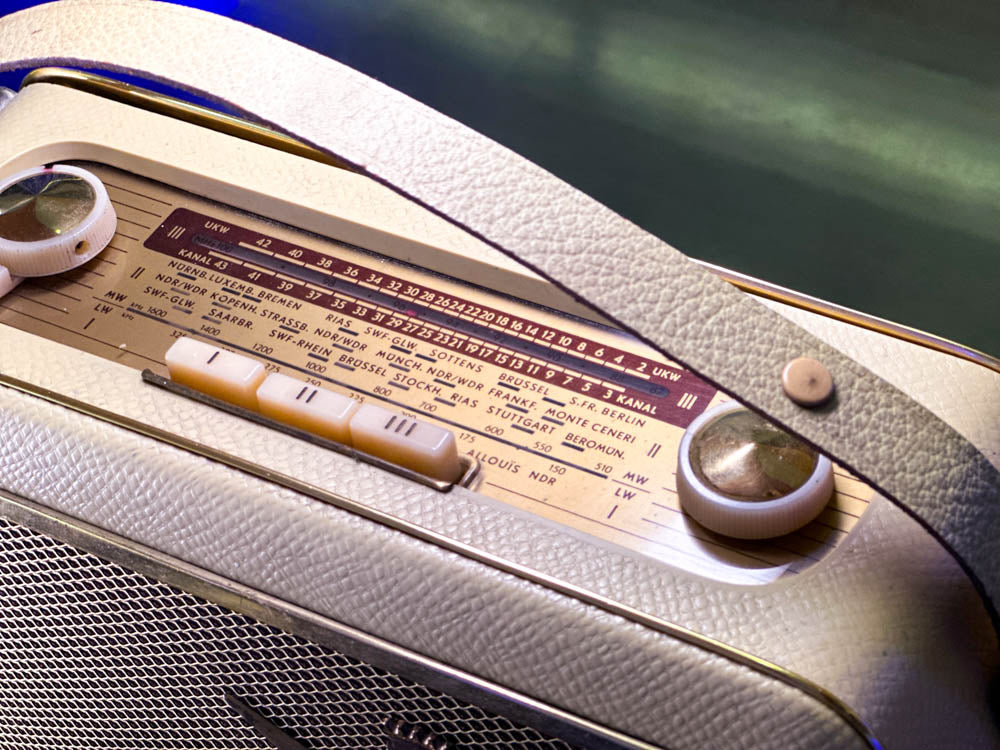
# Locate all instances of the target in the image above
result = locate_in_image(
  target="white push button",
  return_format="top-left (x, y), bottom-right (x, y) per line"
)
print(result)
top-left (256, 372), bottom-right (358, 444)
top-left (164, 337), bottom-right (266, 411)
top-left (349, 403), bottom-right (461, 482)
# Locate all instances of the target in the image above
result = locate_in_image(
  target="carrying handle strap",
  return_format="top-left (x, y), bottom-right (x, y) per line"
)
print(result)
top-left (2, 0), bottom-right (998, 630)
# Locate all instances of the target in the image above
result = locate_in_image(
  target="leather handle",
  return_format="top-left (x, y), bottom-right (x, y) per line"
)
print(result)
top-left (2, 0), bottom-right (998, 630)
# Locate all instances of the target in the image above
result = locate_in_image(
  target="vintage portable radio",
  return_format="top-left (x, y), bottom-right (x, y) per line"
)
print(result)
top-left (0, 2), bottom-right (998, 749)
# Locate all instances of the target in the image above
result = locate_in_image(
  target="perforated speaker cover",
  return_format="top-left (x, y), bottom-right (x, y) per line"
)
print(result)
top-left (0, 516), bottom-right (577, 749)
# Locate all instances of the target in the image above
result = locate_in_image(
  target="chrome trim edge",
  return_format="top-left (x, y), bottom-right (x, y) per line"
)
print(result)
top-left (697, 260), bottom-right (1000, 375)
top-left (0, 487), bottom-right (658, 750)
top-left (0, 371), bottom-right (882, 749)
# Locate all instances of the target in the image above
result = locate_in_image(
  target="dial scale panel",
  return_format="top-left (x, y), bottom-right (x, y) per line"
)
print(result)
top-left (0, 163), bottom-right (873, 585)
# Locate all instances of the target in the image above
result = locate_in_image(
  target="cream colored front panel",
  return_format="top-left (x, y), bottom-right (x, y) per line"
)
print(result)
top-left (0, 163), bottom-right (873, 585)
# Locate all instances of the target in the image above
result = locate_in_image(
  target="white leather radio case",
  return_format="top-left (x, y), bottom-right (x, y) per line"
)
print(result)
top-left (0, 2), bottom-right (998, 749)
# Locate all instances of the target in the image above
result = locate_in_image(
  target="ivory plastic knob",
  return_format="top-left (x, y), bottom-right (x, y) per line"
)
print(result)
top-left (676, 401), bottom-right (833, 539)
top-left (0, 164), bottom-right (117, 276)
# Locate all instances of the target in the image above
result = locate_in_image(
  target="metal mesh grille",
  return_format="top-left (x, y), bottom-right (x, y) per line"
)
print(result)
top-left (0, 517), bottom-right (577, 749)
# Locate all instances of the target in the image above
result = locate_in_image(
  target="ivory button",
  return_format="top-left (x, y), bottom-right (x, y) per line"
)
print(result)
top-left (349, 403), bottom-right (461, 482)
top-left (164, 337), bottom-right (266, 411)
top-left (782, 357), bottom-right (834, 407)
top-left (256, 372), bottom-right (358, 444)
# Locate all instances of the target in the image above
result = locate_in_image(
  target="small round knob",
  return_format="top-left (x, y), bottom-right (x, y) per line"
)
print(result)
top-left (676, 401), bottom-right (833, 539)
top-left (782, 357), bottom-right (834, 407)
top-left (0, 164), bottom-right (117, 276)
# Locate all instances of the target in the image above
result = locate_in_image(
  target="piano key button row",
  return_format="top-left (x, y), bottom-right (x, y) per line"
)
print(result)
top-left (165, 337), bottom-right (462, 482)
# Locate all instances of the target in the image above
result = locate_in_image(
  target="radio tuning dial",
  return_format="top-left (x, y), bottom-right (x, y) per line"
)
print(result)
top-left (677, 401), bottom-right (834, 539)
top-left (0, 164), bottom-right (117, 277)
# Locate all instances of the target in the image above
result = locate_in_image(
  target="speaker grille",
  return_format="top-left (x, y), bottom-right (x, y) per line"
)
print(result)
top-left (0, 517), bottom-right (577, 749)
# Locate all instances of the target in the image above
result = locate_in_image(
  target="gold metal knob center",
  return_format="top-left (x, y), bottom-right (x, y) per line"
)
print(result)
top-left (690, 408), bottom-right (817, 502)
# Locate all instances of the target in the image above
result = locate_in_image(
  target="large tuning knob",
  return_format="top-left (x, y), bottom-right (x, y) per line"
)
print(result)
top-left (0, 164), bottom-right (116, 276)
top-left (677, 401), bottom-right (834, 539)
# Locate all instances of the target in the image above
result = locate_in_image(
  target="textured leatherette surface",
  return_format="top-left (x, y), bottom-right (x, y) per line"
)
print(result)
top-left (0, 3), bottom-right (998, 749)
top-left (0, 337), bottom-right (866, 750)
top-left (0, 84), bottom-right (996, 748)
top-left (2, 1), bottom-right (997, 632)
top-left (0, 320), bottom-right (996, 748)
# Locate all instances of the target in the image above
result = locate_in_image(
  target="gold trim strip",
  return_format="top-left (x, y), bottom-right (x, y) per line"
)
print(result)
top-left (21, 68), bottom-right (995, 375)
top-left (20, 67), bottom-right (353, 171)
top-left (0, 370), bottom-right (881, 749)
top-left (695, 262), bottom-right (1000, 374)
